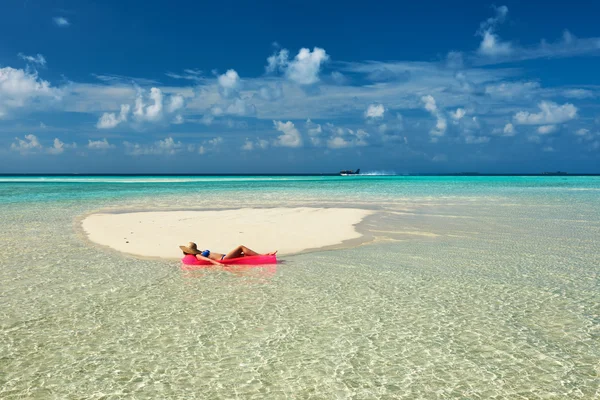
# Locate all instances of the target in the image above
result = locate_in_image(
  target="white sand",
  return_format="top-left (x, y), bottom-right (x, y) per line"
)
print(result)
top-left (81, 207), bottom-right (373, 259)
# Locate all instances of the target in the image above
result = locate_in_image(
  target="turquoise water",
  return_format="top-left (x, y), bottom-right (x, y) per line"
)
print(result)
top-left (1, 176), bottom-right (599, 398)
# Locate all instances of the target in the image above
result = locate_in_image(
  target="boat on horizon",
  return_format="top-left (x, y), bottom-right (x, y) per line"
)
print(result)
top-left (340, 168), bottom-right (360, 176)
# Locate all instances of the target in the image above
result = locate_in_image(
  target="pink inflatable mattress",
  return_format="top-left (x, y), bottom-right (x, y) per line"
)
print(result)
top-left (181, 254), bottom-right (277, 266)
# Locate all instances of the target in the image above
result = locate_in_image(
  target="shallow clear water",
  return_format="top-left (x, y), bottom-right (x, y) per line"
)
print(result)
top-left (1, 176), bottom-right (599, 399)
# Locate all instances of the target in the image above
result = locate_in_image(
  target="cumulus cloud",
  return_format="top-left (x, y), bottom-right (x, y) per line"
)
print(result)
top-left (10, 134), bottom-right (42, 154)
top-left (365, 104), bottom-right (385, 119)
top-left (257, 83), bottom-right (284, 101)
top-left (273, 120), bottom-right (303, 147)
top-left (124, 137), bottom-right (185, 156)
top-left (96, 87), bottom-right (186, 129)
top-left (87, 138), bottom-right (114, 150)
top-left (47, 138), bottom-right (76, 155)
top-left (18, 53), bottom-right (47, 66)
top-left (198, 137), bottom-right (224, 155)
top-left (266, 49), bottom-right (290, 73)
top-left (477, 6), bottom-right (512, 57)
top-left (514, 101), bottom-right (577, 125)
top-left (450, 108), bottom-right (466, 121)
top-left (11, 134), bottom-right (74, 155)
top-left (324, 124), bottom-right (369, 149)
top-left (97, 104), bottom-right (130, 129)
top-left (327, 130), bottom-right (369, 149)
top-left (217, 69), bottom-right (240, 98)
top-left (503, 123), bottom-right (516, 136)
top-left (537, 125), bottom-right (557, 134)
top-left (421, 95), bottom-right (447, 137)
top-left (53, 17), bottom-right (70, 27)
top-left (305, 119), bottom-right (323, 144)
top-left (266, 47), bottom-right (329, 85)
top-left (241, 137), bottom-right (269, 151)
top-left (0, 67), bottom-right (60, 118)
top-left (167, 95), bottom-right (185, 113)
top-left (134, 87), bottom-right (163, 122)
top-left (479, 31), bottom-right (512, 57)
top-left (224, 98), bottom-right (256, 116)
top-left (422, 95), bottom-right (437, 113)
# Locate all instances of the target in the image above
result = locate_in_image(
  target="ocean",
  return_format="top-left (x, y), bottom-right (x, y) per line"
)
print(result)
top-left (1, 175), bottom-right (599, 398)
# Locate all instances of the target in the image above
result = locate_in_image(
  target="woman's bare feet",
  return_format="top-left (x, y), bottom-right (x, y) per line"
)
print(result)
top-left (266, 251), bottom-right (278, 256)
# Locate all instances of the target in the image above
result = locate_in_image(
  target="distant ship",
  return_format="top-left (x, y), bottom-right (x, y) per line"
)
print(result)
top-left (340, 168), bottom-right (360, 176)
top-left (542, 171), bottom-right (568, 175)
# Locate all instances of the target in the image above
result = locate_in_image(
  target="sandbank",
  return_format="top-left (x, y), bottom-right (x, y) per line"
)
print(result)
top-left (81, 207), bottom-right (374, 259)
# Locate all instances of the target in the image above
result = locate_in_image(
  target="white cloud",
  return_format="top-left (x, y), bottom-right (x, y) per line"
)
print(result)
top-left (573, 128), bottom-right (596, 141)
top-left (11, 134), bottom-right (42, 154)
top-left (475, 29), bottom-right (600, 65)
top-left (18, 53), bottom-right (47, 66)
top-left (422, 95), bottom-right (437, 113)
top-left (225, 98), bottom-right (256, 116)
top-left (217, 69), bottom-right (240, 98)
top-left (537, 125), bottom-right (557, 134)
top-left (365, 104), bottom-right (385, 119)
top-left (10, 134), bottom-right (74, 155)
top-left (266, 49), bottom-right (289, 73)
top-left (330, 71), bottom-right (347, 84)
top-left (257, 83), bottom-right (283, 101)
top-left (479, 31), bottom-right (512, 56)
top-left (198, 137), bottom-right (224, 154)
top-left (0, 67), bottom-right (60, 118)
top-left (514, 101), bottom-right (577, 125)
top-left (327, 136), bottom-right (352, 149)
top-left (134, 87), bottom-right (163, 121)
top-left (87, 138), bottom-right (114, 150)
top-left (477, 6), bottom-right (512, 57)
top-left (96, 87), bottom-right (186, 129)
top-left (273, 120), bottom-right (302, 147)
top-left (563, 89), bottom-right (594, 99)
top-left (484, 81), bottom-right (540, 99)
top-left (242, 139), bottom-right (254, 151)
top-left (97, 104), bottom-right (130, 129)
top-left (503, 123), bottom-right (516, 136)
top-left (421, 95), bottom-right (447, 137)
top-left (241, 137), bottom-right (269, 151)
top-left (324, 124), bottom-right (369, 148)
top-left (47, 138), bottom-right (76, 155)
top-left (167, 94), bottom-right (185, 113)
top-left (450, 108), bottom-right (466, 121)
top-left (173, 114), bottom-right (184, 124)
top-left (53, 17), bottom-right (70, 27)
top-left (124, 137), bottom-right (184, 156)
top-left (266, 47), bottom-right (329, 85)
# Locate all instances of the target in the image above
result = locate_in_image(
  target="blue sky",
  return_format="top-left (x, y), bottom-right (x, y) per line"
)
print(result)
top-left (1, 0), bottom-right (599, 173)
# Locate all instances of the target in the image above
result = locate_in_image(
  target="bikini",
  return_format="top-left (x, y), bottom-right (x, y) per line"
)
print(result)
top-left (201, 250), bottom-right (225, 260)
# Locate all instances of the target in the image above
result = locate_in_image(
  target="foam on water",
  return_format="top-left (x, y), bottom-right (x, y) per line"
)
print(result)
top-left (0, 176), bottom-right (599, 398)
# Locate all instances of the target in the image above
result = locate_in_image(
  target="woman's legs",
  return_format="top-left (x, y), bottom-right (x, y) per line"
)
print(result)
top-left (223, 245), bottom-right (255, 260)
top-left (223, 245), bottom-right (275, 260)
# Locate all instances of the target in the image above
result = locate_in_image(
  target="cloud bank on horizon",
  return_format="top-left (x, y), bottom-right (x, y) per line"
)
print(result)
top-left (0, 1), bottom-right (599, 173)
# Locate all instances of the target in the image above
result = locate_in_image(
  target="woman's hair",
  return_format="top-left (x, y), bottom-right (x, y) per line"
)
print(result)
top-left (183, 251), bottom-right (191, 255)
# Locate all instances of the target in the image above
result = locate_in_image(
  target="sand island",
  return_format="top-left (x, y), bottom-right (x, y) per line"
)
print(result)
top-left (82, 207), bottom-right (374, 259)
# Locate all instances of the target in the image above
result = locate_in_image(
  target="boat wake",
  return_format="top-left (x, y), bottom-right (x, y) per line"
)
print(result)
top-left (361, 170), bottom-right (397, 176)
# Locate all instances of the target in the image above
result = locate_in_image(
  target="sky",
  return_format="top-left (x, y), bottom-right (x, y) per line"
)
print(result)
top-left (1, 0), bottom-right (599, 174)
